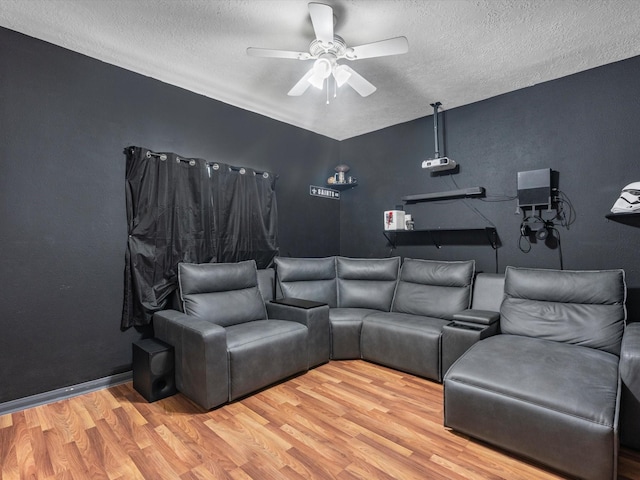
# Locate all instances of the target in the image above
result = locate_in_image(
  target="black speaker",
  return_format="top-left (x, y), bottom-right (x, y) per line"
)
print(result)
top-left (132, 338), bottom-right (177, 402)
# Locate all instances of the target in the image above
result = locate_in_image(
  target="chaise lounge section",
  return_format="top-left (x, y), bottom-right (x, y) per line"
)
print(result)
top-left (444, 266), bottom-right (626, 480)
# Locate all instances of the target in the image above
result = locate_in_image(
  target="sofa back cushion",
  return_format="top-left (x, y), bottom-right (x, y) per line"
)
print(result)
top-left (470, 273), bottom-right (505, 311)
top-left (501, 266), bottom-right (626, 355)
top-left (392, 259), bottom-right (475, 319)
top-left (275, 257), bottom-right (337, 307)
top-left (257, 268), bottom-right (276, 301)
top-left (179, 260), bottom-right (267, 327)
top-left (336, 257), bottom-right (401, 311)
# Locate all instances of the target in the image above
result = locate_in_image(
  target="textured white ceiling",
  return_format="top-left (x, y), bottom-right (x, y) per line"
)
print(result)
top-left (2, 0), bottom-right (640, 140)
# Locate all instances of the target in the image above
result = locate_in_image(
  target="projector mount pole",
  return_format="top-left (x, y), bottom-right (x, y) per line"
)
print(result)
top-left (430, 102), bottom-right (442, 158)
top-left (421, 101), bottom-right (456, 172)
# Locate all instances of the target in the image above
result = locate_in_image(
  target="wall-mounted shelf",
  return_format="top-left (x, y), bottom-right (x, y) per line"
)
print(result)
top-left (402, 187), bottom-right (485, 204)
top-left (383, 227), bottom-right (500, 249)
top-left (328, 181), bottom-right (358, 191)
top-left (606, 213), bottom-right (640, 227)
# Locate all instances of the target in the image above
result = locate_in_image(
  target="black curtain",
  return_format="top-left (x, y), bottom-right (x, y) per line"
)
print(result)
top-left (122, 146), bottom-right (278, 328)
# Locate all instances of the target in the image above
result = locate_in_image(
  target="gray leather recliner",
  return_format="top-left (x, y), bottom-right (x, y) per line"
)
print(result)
top-left (153, 260), bottom-right (314, 410)
top-left (276, 256), bottom-right (401, 359)
top-left (444, 266), bottom-right (626, 480)
top-left (362, 258), bottom-right (475, 381)
top-left (275, 256), bottom-right (480, 375)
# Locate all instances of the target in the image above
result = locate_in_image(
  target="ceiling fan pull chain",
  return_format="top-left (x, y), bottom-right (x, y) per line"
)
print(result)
top-left (334, 77), bottom-right (337, 99)
top-left (326, 78), bottom-right (330, 104)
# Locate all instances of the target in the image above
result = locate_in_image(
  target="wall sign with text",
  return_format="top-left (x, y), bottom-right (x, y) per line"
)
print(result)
top-left (309, 185), bottom-right (340, 200)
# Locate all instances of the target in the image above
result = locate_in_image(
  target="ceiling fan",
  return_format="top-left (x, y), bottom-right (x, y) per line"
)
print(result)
top-left (246, 2), bottom-right (409, 99)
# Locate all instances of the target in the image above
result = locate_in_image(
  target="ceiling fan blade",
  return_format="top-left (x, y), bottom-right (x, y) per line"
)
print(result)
top-left (247, 47), bottom-right (312, 60)
top-left (287, 68), bottom-right (315, 96)
top-left (308, 2), bottom-right (334, 45)
top-left (346, 36), bottom-right (409, 60)
top-left (341, 65), bottom-right (376, 97)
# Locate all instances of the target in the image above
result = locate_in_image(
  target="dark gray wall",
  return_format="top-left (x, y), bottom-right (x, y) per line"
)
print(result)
top-left (339, 55), bottom-right (640, 317)
top-left (3, 23), bottom-right (640, 406)
top-left (0, 27), bottom-right (340, 403)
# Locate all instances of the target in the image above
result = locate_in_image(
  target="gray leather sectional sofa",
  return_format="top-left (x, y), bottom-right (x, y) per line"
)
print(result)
top-left (274, 256), bottom-right (499, 382)
top-left (153, 256), bottom-right (639, 480)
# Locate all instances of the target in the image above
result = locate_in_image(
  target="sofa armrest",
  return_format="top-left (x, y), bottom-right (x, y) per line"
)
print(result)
top-left (153, 310), bottom-right (229, 410)
top-left (621, 323), bottom-right (640, 396)
top-left (267, 300), bottom-right (330, 367)
top-left (453, 309), bottom-right (499, 325)
top-left (441, 321), bottom-right (499, 376)
top-left (619, 323), bottom-right (640, 449)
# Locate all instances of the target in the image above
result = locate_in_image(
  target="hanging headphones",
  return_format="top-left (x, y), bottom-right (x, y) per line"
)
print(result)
top-left (516, 184), bottom-right (571, 270)
top-left (519, 216), bottom-right (556, 252)
top-left (519, 215), bottom-right (541, 238)
top-left (536, 222), bottom-right (553, 241)
top-left (518, 217), bottom-right (534, 253)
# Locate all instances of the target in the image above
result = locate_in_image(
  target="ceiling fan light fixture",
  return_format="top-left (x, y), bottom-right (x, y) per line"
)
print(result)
top-left (308, 75), bottom-right (325, 90)
top-left (308, 58), bottom-right (332, 89)
top-left (333, 65), bottom-right (351, 87)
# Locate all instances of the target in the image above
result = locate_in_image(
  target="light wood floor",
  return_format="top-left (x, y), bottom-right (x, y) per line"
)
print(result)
top-left (1, 360), bottom-right (640, 480)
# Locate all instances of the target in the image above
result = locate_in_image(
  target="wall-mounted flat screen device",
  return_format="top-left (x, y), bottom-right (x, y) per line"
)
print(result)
top-left (517, 168), bottom-right (557, 210)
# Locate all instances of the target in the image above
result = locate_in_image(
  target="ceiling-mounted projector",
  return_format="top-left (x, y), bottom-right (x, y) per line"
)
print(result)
top-left (422, 102), bottom-right (458, 173)
top-left (422, 157), bottom-right (457, 172)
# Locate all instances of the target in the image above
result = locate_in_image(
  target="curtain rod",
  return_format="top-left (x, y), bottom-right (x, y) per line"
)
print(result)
top-left (146, 150), bottom-right (195, 166)
top-left (145, 149), bottom-right (277, 178)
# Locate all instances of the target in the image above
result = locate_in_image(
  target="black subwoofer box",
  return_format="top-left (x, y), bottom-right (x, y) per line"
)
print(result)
top-left (132, 338), bottom-right (177, 402)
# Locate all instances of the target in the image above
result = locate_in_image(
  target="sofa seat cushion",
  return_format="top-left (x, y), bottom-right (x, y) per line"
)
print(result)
top-left (444, 334), bottom-right (620, 480)
top-left (226, 320), bottom-right (308, 401)
top-left (361, 312), bottom-right (449, 381)
top-left (328, 308), bottom-right (379, 359)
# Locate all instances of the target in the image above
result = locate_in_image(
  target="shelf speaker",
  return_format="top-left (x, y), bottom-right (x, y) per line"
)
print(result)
top-left (132, 338), bottom-right (177, 402)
